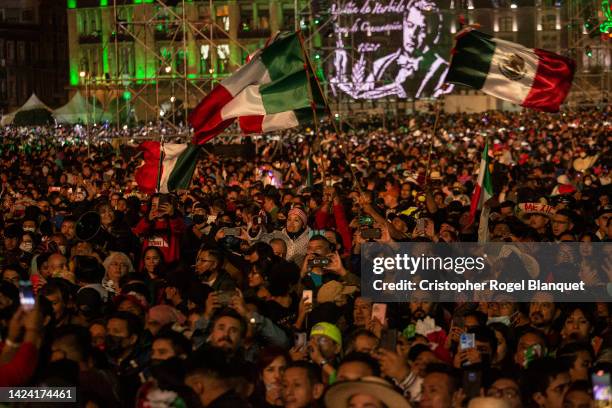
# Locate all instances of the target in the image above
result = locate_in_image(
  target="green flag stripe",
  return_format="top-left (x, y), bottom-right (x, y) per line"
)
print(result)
top-left (260, 70), bottom-right (311, 114)
top-left (482, 142), bottom-right (493, 195)
top-left (446, 30), bottom-right (496, 90)
top-left (261, 33), bottom-right (306, 82)
top-left (167, 145), bottom-right (200, 191)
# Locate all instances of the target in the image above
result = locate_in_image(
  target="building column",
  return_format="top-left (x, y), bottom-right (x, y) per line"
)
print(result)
top-left (133, 4), bottom-right (156, 81)
top-left (269, 0), bottom-right (281, 33)
top-left (185, 3), bottom-right (199, 77)
top-left (67, 9), bottom-right (80, 87)
top-left (228, 0), bottom-right (241, 70)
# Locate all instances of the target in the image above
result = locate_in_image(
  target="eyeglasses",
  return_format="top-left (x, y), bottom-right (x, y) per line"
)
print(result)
top-left (487, 387), bottom-right (519, 399)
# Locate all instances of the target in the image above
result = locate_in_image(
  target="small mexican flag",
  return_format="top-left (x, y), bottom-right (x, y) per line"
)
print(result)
top-left (469, 140), bottom-right (493, 224)
top-left (135, 141), bottom-right (199, 194)
top-left (445, 29), bottom-right (575, 112)
top-left (189, 32), bottom-right (326, 144)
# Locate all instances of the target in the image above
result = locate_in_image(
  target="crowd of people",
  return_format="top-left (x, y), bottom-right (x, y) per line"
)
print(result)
top-left (0, 106), bottom-right (610, 408)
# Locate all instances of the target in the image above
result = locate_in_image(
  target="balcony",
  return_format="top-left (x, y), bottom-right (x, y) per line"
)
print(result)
top-left (238, 28), bottom-right (271, 39)
top-left (154, 29), bottom-right (184, 41)
top-left (78, 32), bottom-right (102, 44)
top-left (110, 32), bottom-right (133, 42)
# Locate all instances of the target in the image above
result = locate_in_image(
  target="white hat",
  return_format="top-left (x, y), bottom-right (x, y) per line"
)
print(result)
top-left (324, 377), bottom-right (412, 408)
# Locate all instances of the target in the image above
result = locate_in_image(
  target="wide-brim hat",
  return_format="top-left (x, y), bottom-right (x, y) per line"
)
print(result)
top-left (516, 203), bottom-right (556, 223)
top-left (323, 377), bottom-right (412, 408)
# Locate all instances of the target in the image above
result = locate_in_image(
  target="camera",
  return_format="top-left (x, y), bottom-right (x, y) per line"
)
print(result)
top-left (308, 257), bottom-right (330, 267)
top-left (361, 227), bottom-right (382, 240)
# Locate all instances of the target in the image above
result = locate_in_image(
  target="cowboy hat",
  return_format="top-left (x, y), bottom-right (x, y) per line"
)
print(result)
top-left (324, 377), bottom-right (412, 408)
top-left (573, 154), bottom-right (599, 172)
top-left (515, 203), bottom-right (556, 223)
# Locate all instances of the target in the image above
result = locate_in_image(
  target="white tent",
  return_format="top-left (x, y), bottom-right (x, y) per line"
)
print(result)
top-left (1, 93), bottom-right (52, 125)
top-left (53, 91), bottom-right (113, 124)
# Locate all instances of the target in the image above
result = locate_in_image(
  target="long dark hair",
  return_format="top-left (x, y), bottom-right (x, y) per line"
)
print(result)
top-left (141, 246), bottom-right (167, 279)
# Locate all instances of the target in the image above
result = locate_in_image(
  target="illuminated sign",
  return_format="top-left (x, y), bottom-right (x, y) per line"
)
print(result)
top-left (329, 0), bottom-right (454, 99)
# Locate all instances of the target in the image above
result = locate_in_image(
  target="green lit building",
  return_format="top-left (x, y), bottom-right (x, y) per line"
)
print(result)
top-left (66, 0), bottom-right (307, 122)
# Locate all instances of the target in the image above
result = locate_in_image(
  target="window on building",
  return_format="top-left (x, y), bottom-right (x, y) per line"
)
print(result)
top-left (216, 6), bottom-right (230, 31)
top-left (6, 41), bottom-right (14, 63)
top-left (16, 42), bottom-right (25, 64)
top-left (216, 44), bottom-right (230, 73)
top-left (199, 44), bottom-right (210, 74)
top-left (499, 16), bottom-right (513, 32)
top-left (258, 7), bottom-right (270, 29)
top-left (240, 6), bottom-right (253, 32)
top-left (542, 14), bottom-right (556, 30)
top-left (21, 9), bottom-right (33, 22)
top-left (282, 8), bottom-right (296, 31)
top-left (120, 46), bottom-right (135, 77)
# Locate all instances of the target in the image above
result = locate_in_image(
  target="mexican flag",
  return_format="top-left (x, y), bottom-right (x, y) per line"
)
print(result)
top-left (135, 141), bottom-right (199, 194)
top-left (189, 32), bottom-right (326, 144)
top-left (469, 140), bottom-right (493, 224)
top-left (445, 29), bottom-right (575, 112)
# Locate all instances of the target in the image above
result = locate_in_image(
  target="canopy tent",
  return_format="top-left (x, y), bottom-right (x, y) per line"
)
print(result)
top-left (1, 93), bottom-right (52, 125)
top-left (52, 91), bottom-right (113, 124)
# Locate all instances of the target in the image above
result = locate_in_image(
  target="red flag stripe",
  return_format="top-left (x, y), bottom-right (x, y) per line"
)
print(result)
top-left (239, 115), bottom-right (264, 134)
top-left (135, 141), bottom-right (161, 194)
top-left (189, 86), bottom-right (236, 144)
top-left (521, 48), bottom-right (575, 113)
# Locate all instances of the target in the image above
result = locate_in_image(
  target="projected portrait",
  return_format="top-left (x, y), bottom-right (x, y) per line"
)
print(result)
top-left (330, 0), bottom-right (453, 100)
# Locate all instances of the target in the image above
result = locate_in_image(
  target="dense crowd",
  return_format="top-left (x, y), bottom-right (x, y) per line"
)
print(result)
top-left (0, 106), bottom-right (610, 408)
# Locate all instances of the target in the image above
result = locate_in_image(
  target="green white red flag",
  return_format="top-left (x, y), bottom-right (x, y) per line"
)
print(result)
top-left (189, 32), bottom-right (326, 144)
top-left (445, 29), bottom-right (575, 112)
top-left (135, 141), bottom-right (199, 194)
top-left (469, 140), bottom-right (494, 224)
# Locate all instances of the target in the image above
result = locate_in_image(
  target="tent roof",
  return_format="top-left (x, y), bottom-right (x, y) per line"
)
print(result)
top-left (53, 91), bottom-right (113, 124)
top-left (1, 93), bottom-right (52, 125)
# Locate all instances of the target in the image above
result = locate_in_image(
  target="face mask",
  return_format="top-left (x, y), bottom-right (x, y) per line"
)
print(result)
top-left (487, 315), bottom-right (511, 326)
top-left (192, 214), bottom-right (206, 225)
top-left (19, 242), bottom-right (33, 253)
top-left (23, 227), bottom-right (35, 233)
top-left (105, 335), bottom-right (127, 357)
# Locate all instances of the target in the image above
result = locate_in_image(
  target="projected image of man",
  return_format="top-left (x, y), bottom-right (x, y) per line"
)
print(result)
top-left (356, 0), bottom-right (451, 99)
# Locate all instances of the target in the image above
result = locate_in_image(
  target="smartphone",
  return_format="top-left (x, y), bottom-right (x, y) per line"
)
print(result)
top-left (361, 227), bottom-right (382, 240)
top-left (294, 332), bottom-right (307, 349)
top-left (216, 290), bottom-right (235, 306)
top-left (379, 329), bottom-right (398, 351)
top-left (371, 303), bottom-right (387, 324)
top-left (223, 227), bottom-right (242, 237)
top-left (592, 370), bottom-right (611, 408)
top-left (462, 370), bottom-right (482, 400)
top-left (302, 290), bottom-right (313, 305)
top-left (415, 218), bottom-right (427, 234)
top-left (459, 333), bottom-right (476, 350)
top-left (19, 280), bottom-right (35, 311)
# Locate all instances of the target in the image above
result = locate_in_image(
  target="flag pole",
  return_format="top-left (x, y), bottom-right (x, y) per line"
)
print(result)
top-left (296, 30), bottom-right (362, 191)
top-left (297, 30), bottom-right (326, 185)
top-left (424, 95), bottom-right (444, 184)
top-left (156, 132), bottom-right (165, 193)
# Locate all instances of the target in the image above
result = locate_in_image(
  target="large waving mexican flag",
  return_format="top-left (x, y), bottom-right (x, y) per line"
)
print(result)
top-left (189, 32), bottom-right (326, 144)
top-left (445, 29), bottom-right (575, 112)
